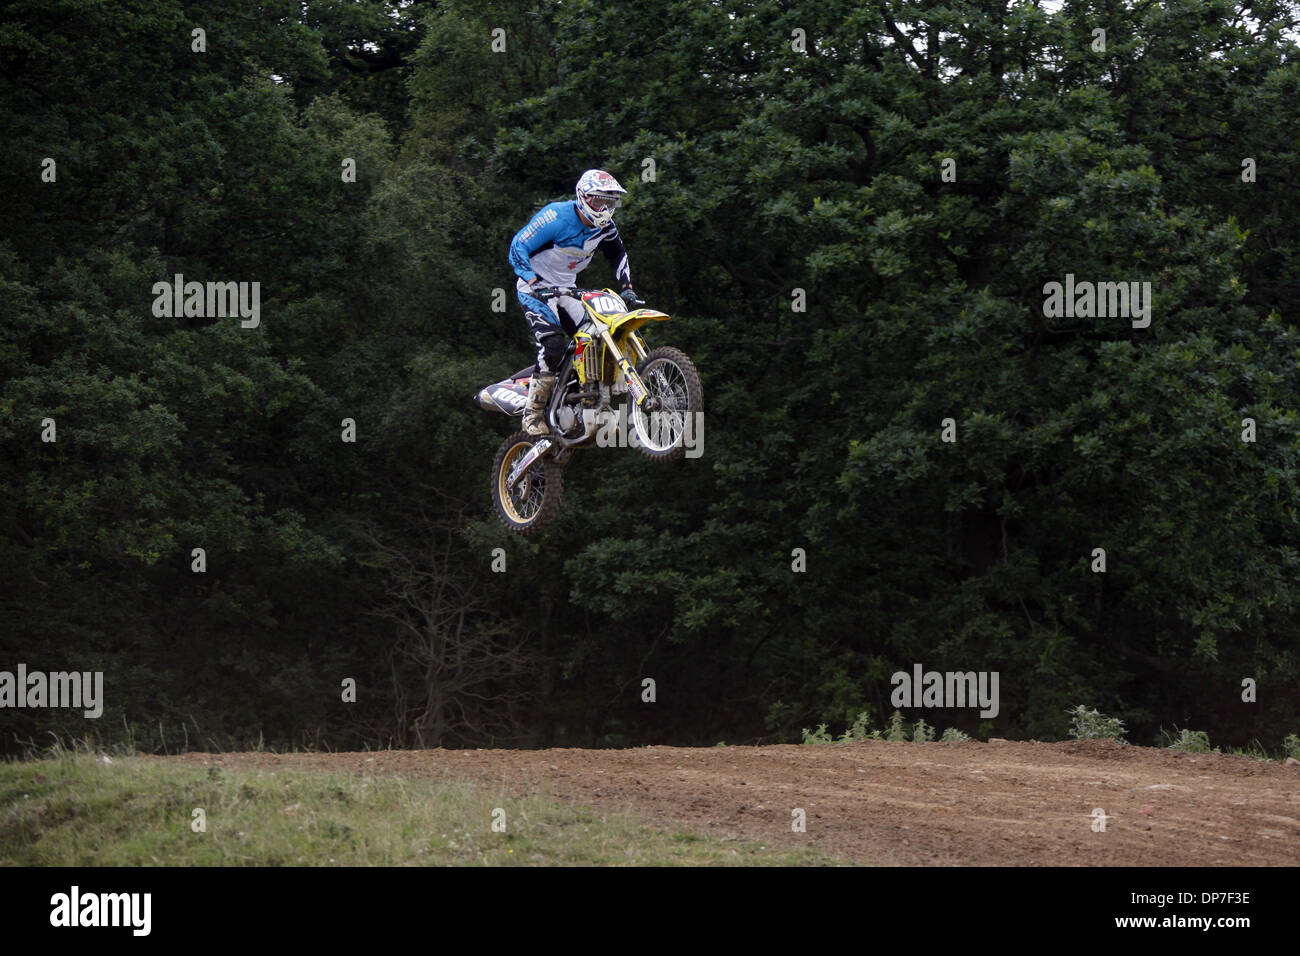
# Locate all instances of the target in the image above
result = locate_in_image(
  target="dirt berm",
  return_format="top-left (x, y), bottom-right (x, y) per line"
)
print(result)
top-left (171, 739), bottom-right (1300, 865)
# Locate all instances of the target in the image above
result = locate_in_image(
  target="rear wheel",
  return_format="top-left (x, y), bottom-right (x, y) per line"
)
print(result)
top-left (631, 346), bottom-right (704, 462)
top-left (492, 431), bottom-right (564, 535)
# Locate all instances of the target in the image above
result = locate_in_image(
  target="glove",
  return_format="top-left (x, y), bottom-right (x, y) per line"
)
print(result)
top-left (621, 287), bottom-right (645, 307)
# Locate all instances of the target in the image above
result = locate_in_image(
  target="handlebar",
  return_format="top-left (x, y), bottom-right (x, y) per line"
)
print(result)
top-left (530, 286), bottom-right (608, 301)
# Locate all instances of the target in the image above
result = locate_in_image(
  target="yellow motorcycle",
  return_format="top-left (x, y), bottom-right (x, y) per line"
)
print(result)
top-left (474, 287), bottom-right (704, 535)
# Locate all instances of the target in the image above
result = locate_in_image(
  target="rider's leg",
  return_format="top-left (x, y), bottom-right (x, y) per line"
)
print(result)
top-left (522, 333), bottom-right (567, 436)
top-left (518, 290), bottom-right (569, 436)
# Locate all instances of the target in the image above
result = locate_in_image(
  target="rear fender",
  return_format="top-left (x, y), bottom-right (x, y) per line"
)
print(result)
top-left (474, 375), bottom-right (530, 415)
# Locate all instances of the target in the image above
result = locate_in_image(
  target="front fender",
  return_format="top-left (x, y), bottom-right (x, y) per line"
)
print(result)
top-left (604, 308), bottom-right (669, 336)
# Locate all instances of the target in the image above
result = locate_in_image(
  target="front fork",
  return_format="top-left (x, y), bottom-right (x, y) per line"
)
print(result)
top-left (600, 330), bottom-right (657, 410)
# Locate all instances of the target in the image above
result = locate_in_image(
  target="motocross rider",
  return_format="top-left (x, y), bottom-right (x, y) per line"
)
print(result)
top-left (508, 169), bottom-right (644, 436)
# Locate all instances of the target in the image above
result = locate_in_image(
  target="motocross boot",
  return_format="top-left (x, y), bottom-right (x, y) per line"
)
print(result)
top-left (521, 373), bottom-right (556, 436)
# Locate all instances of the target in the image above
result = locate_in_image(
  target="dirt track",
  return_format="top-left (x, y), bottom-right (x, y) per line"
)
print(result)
top-left (170, 740), bottom-right (1300, 865)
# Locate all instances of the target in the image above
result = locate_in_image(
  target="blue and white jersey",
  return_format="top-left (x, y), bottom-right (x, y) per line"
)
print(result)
top-left (509, 200), bottom-right (631, 292)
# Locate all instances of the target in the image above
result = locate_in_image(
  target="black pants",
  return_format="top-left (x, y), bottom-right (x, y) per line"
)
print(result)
top-left (518, 287), bottom-right (583, 375)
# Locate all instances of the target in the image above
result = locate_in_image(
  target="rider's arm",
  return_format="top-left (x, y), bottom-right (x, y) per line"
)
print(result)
top-left (598, 225), bottom-right (632, 290)
top-left (509, 205), bottom-right (565, 285)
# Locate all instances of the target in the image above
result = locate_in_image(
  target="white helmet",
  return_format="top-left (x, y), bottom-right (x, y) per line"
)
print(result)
top-left (575, 169), bottom-right (626, 228)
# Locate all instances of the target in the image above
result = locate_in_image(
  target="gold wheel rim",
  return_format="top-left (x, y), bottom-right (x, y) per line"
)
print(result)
top-left (499, 442), bottom-right (542, 524)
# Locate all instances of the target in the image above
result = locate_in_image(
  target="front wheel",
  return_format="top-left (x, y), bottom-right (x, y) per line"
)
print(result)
top-left (492, 431), bottom-right (564, 535)
top-left (631, 346), bottom-right (704, 462)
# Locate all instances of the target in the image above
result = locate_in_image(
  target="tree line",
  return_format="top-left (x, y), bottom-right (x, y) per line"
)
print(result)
top-left (2, 0), bottom-right (1297, 754)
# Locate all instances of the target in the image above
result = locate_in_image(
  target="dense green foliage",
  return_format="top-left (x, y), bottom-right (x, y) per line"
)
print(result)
top-left (2, 0), bottom-right (1297, 753)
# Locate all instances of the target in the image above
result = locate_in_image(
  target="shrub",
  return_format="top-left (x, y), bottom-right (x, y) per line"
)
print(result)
top-left (1066, 705), bottom-right (1127, 742)
top-left (1164, 728), bottom-right (1216, 753)
top-left (801, 723), bottom-right (833, 745)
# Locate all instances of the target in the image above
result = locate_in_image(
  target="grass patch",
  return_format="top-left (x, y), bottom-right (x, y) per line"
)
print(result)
top-left (1162, 728), bottom-right (1217, 754)
top-left (0, 754), bottom-right (841, 866)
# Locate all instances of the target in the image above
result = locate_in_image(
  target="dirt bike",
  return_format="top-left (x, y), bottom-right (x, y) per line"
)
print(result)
top-left (473, 286), bottom-right (704, 535)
